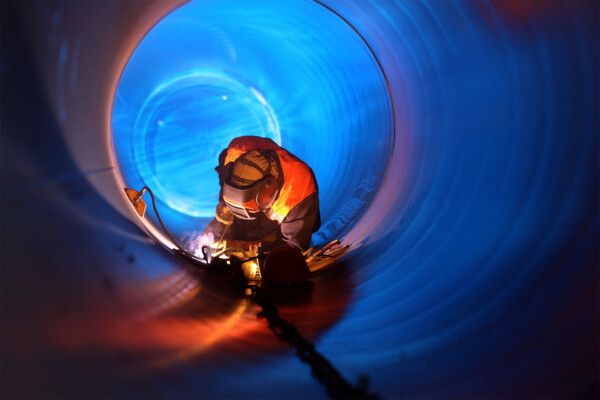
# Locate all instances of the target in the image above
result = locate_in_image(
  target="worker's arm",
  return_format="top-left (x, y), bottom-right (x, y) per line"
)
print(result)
top-left (202, 217), bottom-right (226, 239)
top-left (279, 192), bottom-right (320, 250)
top-left (202, 200), bottom-right (232, 238)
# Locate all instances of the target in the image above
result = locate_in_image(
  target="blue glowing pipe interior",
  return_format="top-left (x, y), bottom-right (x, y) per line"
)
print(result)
top-left (2, 0), bottom-right (598, 397)
top-left (111, 0), bottom-right (394, 247)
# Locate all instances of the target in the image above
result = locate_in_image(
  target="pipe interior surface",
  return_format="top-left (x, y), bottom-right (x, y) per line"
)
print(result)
top-left (1, 0), bottom-right (598, 399)
top-left (111, 0), bottom-right (394, 250)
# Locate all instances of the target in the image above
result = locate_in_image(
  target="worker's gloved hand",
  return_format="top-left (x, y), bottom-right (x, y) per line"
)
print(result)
top-left (215, 202), bottom-right (233, 225)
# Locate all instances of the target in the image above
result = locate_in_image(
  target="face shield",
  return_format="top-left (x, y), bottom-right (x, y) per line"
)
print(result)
top-left (222, 179), bottom-right (264, 220)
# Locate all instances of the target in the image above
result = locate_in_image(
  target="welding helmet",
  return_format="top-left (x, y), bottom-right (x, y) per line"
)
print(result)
top-left (222, 150), bottom-right (279, 220)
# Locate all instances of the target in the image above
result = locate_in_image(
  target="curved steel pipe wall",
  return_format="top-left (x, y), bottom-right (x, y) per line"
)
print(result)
top-left (111, 0), bottom-right (394, 248)
top-left (1, 0), bottom-right (598, 398)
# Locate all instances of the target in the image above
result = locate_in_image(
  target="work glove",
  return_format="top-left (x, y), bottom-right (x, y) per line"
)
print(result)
top-left (215, 202), bottom-right (234, 225)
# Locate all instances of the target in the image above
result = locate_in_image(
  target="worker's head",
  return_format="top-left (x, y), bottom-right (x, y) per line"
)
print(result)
top-left (222, 150), bottom-right (279, 220)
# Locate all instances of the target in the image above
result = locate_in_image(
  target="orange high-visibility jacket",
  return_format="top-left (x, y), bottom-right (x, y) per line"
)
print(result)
top-left (216, 136), bottom-right (320, 249)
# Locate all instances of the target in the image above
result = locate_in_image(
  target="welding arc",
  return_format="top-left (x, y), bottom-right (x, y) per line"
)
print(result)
top-left (129, 186), bottom-right (206, 263)
top-left (129, 186), bottom-right (248, 267)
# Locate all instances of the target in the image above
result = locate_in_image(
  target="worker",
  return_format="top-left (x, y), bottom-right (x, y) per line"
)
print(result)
top-left (203, 136), bottom-right (320, 251)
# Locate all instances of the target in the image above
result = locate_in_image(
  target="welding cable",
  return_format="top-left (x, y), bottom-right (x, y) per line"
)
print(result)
top-left (137, 186), bottom-right (242, 262)
top-left (248, 285), bottom-right (380, 400)
top-left (140, 187), bottom-right (186, 251)
top-left (134, 186), bottom-right (255, 269)
top-left (130, 187), bottom-right (378, 398)
top-left (133, 186), bottom-right (212, 265)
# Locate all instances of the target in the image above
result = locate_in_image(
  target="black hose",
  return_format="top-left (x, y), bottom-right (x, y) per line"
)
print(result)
top-left (133, 186), bottom-right (379, 399)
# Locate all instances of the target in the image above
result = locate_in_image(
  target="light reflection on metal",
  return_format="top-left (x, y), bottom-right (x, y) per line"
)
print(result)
top-left (131, 68), bottom-right (281, 218)
top-left (3, 0), bottom-right (596, 397)
top-left (110, 0), bottom-right (395, 251)
top-left (242, 260), bottom-right (261, 280)
top-left (140, 298), bottom-right (253, 373)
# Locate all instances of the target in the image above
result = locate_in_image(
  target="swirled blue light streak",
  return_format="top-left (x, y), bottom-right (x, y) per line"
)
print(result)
top-left (111, 0), bottom-right (394, 245)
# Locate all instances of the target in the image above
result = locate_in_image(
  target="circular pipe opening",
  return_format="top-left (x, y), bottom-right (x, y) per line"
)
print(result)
top-left (111, 0), bottom-right (394, 250)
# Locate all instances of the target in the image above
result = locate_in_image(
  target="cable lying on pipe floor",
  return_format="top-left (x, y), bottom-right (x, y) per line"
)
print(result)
top-left (250, 285), bottom-right (380, 400)
top-left (124, 186), bottom-right (379, 399)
